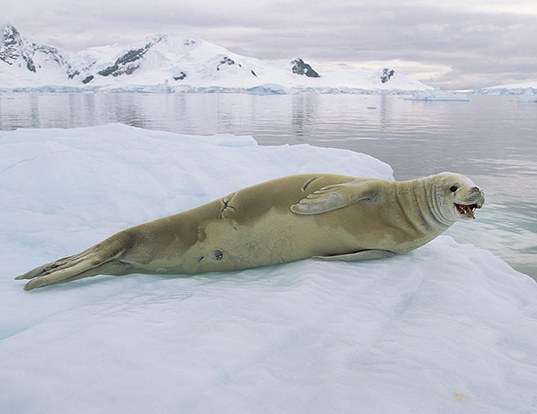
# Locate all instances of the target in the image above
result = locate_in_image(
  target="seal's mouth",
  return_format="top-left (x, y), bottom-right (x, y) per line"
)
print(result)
top-left (454, 203), bottom-right (480, 219)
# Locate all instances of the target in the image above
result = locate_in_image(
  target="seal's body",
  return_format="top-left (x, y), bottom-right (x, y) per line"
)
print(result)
top-left (17, 172), bottom-right (485, 290)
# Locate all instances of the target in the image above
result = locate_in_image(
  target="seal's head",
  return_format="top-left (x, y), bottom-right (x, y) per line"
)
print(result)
top-left (431, 172), bottom-right (485, 222)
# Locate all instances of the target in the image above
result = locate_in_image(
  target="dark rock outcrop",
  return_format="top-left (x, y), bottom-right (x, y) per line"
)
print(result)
top-left (173, 72), bottom-right (186, 80)
top-left (216, 56), bottom-right (236, 71)
top-left (291, 58), bottom-right (320, 78)
top-left (67, 70), bottom-right (80, 79)
top-left (67, 60), bottom-right (96, 80)
top-left (97, 47), bottom-right (145, 77)
top-left (82, 75), bottom-right (94, 84)
top-left (34, 44), bottom-right (67, 66)
top-left (381, 68), bottom-right (395, 83)
top-left (24, 55), bottom-right (36, 72)
top-left (97, 36), bottom-right (164, 78)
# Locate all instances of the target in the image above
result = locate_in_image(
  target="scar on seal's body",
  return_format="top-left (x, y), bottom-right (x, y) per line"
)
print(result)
top-left (301, 176), bottom-right (320, 192)
top-left (220, 192), bottom-right (237, 218)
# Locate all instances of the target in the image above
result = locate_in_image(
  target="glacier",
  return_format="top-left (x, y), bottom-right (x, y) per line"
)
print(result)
top-left (1, 124), bottom-right (537, 413)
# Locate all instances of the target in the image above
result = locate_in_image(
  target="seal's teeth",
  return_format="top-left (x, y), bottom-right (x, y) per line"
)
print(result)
top-left (455, 203), bottom-right (478, 218)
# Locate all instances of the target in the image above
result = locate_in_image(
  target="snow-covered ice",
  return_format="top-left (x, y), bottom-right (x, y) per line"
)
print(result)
top-left (517, 89), bottom-right (537, 103)
top-left (1, 124), bottom-right (537, 414)
top-left (404, 90), bottom-right (470, 102)
top-left (474, 81), bottom-right (537, 96)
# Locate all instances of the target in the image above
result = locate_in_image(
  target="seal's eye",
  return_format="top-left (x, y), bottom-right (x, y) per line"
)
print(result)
top-left (450, 185), bottom-right (459, 193)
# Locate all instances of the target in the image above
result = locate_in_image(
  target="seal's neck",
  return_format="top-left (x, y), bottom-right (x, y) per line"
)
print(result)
top-left (394, 177), bottom-right (455, 232)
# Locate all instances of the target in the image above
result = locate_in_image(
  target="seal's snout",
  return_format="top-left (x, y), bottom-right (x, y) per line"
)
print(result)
top-left (454, 185), bottom-right (485, 219)
top-left (471, 187), bottom-right (485, 208)
top-left (477, 193), bottom-right (485, 209)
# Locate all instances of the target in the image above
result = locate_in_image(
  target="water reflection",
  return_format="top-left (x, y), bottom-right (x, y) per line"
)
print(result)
top-left (0, 92), bottom-right (535, 278)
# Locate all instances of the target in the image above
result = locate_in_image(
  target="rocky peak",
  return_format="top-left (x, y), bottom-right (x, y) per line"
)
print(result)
top-left (2, 24), bottom-right (23, 48)
top-left (291, 58), bottom-right (320, 78)
top-left (1, 25), bottom-right (24, 62)
top-left (0, 24), bottom-right (36, 72)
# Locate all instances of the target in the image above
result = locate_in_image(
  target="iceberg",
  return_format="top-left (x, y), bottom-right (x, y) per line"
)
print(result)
top-left (1, 124), bottom-right (536, 413)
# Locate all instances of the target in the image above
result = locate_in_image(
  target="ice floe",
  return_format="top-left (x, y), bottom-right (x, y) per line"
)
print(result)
top-left (1, 124), bottom-right (536, 414)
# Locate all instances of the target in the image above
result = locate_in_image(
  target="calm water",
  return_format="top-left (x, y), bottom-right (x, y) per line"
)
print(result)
top-left (1, 92), bottom-right (536, 278)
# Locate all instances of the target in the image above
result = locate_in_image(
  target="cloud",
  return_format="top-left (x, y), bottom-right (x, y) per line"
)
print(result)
top-left (3, 0), bottom-right (537, 89)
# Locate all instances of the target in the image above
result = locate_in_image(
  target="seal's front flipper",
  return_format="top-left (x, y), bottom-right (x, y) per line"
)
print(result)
top-left (314, 249), bottom-right (395, 262)
top-left (290, 180), bottom-right (381, 215)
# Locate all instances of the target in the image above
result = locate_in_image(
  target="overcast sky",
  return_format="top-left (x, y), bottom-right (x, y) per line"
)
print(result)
top-left (3, 0), bottom-right (537, 89)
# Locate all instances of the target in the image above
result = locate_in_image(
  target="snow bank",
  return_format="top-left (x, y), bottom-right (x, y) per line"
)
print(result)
top-left (474, 81), bottom-right (537, 96)
top-left (404, 90), bottom-right (470, 102)
top-left (0, 84), bottom-right (431, 95)
top-left (516, 90), bottom-right (537, 102)
top-left (1, 125), bottom-right (536, 414)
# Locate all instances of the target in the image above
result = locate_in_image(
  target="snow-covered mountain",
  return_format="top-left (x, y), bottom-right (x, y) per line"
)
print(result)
top-left (0, 24), bottom-right (432, 93)
top-left (0, 24), bottom-right (71, 85)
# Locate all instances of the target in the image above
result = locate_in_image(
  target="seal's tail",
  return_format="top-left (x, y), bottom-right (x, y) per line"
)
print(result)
top-left (15, 233), bottom-right (130, 291)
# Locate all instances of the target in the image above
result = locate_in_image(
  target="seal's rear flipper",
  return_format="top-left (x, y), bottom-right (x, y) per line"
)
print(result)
top-left (15, 232), bottom-right (131, 291)
top-left (15, 252), bottom-right (90, 280)
top-left (314, 249), bottom-right (395, 262)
